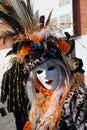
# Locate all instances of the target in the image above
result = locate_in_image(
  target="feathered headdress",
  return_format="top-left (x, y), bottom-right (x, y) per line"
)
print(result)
top-left (0, 0), bottom-right (74, 69)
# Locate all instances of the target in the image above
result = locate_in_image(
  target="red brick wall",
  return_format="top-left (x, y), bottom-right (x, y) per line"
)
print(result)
top-left (73, 0), bottom-right (87, 36)
top-left (0, 39), bottom-right (9, 50)
top-left (0, 25), bottom-right (10, 50)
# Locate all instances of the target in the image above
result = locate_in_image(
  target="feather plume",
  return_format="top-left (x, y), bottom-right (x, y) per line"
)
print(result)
top-left (45, 9), bottom-right (53, 26)
top-left (0, 0), bottom-right (37, 45)
top-left (0, 0), bottom-right (65, 47)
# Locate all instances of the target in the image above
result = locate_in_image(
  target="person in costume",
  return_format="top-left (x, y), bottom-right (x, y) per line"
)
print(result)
top-left (73, 57), bottom-right (84, 74)
top-left (0, 1), bottom-right (87, 130)
top-left (72, 57), bottom-right (85, 86)
top-left (1, 40), bottom-right (31, 130)
top-left (23, 37), bottom-right (87, 130)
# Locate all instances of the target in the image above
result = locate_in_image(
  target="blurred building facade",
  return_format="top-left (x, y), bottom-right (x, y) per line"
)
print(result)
top-left (57, 0), bottom-right (87, 85)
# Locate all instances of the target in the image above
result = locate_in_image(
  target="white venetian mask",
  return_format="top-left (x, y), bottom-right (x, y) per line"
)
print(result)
top-left (35, 59), bottom-right (65, 90)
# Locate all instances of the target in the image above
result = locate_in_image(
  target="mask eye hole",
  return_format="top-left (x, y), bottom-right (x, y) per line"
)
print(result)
top-left (48, 66), bottom-right (55, 71)
top-left (36, 70), bottom-right (43, 74)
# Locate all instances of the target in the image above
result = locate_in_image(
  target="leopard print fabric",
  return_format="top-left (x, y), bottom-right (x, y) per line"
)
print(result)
top-left (59, 85), bottom-right (87, 130)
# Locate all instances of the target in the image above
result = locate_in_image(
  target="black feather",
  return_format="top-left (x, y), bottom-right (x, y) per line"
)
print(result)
top-left (0, 11), bottom-right (24, 33)
top-left (64, 32), bottom-right (71, 40)
top-left (5, 50), bottom-right (16, 57)
top-left (67, 39), bottom-right (75, 55)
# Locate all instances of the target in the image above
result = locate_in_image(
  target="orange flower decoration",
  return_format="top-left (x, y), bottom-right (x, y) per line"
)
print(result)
top-left (58, 40), bottom-right (70, 54)
top-left (19, 45), bottom-right (31, 56)
top-left (31, 34), bottom-right (43, 42)
top-left (23, 120), bottom-right (33, 130)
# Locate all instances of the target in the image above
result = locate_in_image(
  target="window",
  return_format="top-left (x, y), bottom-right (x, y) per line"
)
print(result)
top-left (59, 14), bottom-right (71, 29)
top-left (59, 0), bottom-right (70, 7)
